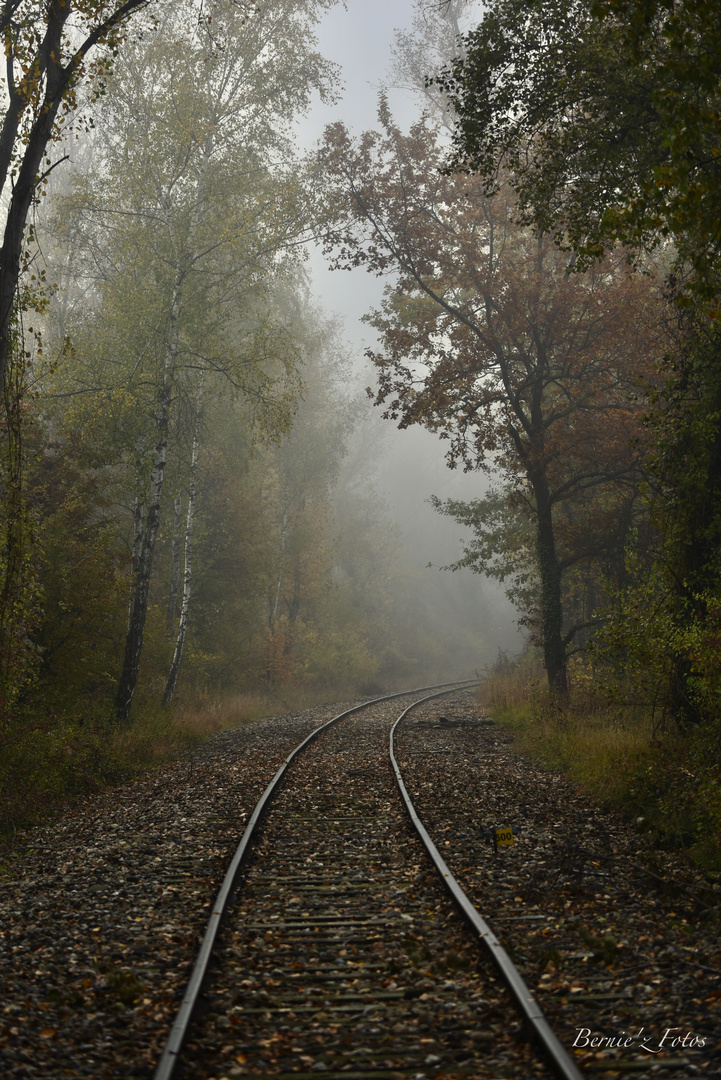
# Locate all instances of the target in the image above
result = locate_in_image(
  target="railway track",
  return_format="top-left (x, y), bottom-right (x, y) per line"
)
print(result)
top-left (394, 696), bottom-right (720, 1079)
top-left (155, 684), bottom-right (584, 1080)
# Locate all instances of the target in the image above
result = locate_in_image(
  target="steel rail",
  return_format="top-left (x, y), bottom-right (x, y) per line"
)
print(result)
top-left (390, 690), bottom-right (585, 1080)
top-left (153, 679), bottom-right (477, 1080)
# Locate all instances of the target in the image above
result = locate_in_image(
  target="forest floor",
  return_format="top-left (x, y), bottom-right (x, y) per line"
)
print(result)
top-left (0, 693), bottom-right (719, 1078)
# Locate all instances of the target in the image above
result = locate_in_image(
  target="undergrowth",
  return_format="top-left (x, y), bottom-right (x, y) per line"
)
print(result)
top-left (481, 652), bottom-right (721, 870)
top-left (0, 683), bottom-right (357, 842)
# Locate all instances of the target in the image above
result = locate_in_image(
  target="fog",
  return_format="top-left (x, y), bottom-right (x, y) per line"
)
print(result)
top-left (16, 0), bottom-right (521, 721)
top-left (303, 0), bottom-right (522, 676)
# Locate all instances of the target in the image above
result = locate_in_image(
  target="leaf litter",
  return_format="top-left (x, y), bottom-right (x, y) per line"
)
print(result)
top-left (2, 690), bottom-right (718, 1078)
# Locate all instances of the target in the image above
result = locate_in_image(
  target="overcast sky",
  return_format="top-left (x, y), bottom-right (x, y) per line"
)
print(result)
top-left (298, 0), bottom-right (423, 346)
top-left (299, 0), bottom-right (484, 351)
top-left (298, 0), bottom-right (490, 488)
top-left (303, 0), bottom-right (421, 142)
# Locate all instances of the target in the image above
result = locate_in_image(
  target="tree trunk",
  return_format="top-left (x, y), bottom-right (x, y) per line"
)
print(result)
top-left (160, 412), bottom-right (199, 699)
top-left (115, 131), bottom-right (213, 720)
top-left (0, 1), bottom-right (152, 402)
top-left (128, 496), bottom-right (144, 628)
top-left (0, 7), bottom-right (68, 401)
top-left (162, 384), bottom-right (202, 704)
top-left (0, 336), bottom-right (29, 709)
top-left (115, 388), bottom-right (171, 720)
top-left (115, 279), bottom-right (181, 721)
top-left (269, 502), bottom-right (288, 635)
top-left (532, 472), bottom-right (568, 697)
top-left (0, 112), bottom-right (62, 405)
top-left (131, 498), bottom-right (144, 574)
top-left (167, 489), bottom-right (182, 631)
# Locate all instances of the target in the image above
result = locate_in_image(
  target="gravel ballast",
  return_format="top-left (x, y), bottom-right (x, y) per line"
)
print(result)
top-left (1, 690), bottom-right (719, 1078)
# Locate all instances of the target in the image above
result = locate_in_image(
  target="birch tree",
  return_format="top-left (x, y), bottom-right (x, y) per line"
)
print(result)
top-left (162, 377), bottom-right (203, 704)
top-left (46, 0), bottom-right (335, 718)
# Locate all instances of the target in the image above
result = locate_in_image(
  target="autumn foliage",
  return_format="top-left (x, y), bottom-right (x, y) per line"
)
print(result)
top-left (320, 108), bottom-right (664, 692)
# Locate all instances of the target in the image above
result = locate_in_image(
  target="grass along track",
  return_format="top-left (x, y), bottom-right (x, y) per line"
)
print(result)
top-left (394, 696), bottom-right (721, 1079)
top-left (2, 687), bottom-right (717, 1079)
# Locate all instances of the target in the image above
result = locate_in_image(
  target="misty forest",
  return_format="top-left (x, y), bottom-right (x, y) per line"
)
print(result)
top-left (1, 0), bottom-right (721, 870)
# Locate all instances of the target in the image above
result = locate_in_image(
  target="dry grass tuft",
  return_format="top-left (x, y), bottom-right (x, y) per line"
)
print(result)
top-left (1, 683), bottom-right (364, 840)
top-left (173, 692), bottom-right (272, 738)
top-left (479, 656), bottom-right (653, 808)
top-left (479, 654), bottom-right (721, 868)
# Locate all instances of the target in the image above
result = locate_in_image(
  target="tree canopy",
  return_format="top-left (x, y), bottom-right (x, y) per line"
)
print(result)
top-left (319, 108), bottom-right (662, 692)
top-left (435, 0), bottom-right (721, 721)
top-left (439, 0), bottom-right (721, 307)
top-left (0, 0), bottom-right (158, 403)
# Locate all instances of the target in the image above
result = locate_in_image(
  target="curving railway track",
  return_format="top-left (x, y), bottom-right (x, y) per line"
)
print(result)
top-left (155, 684), bottom-right (584, 1080)
top-left (2, 683), bottom-right (717, 1078)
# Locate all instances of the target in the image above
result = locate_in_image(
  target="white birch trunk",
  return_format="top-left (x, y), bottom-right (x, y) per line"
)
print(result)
top-left (163, 383), bottom-right (203, 705)
top-left (115, 135), bottom-right (214, 721)
top-left (269, 499), bottom-right (288, 635)
top-left (168, 489), bottom-right (182, 630)
top-left (129, 497), bottom-right (144, 630)
top-left (116, 277), bottom-right (181, 720)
